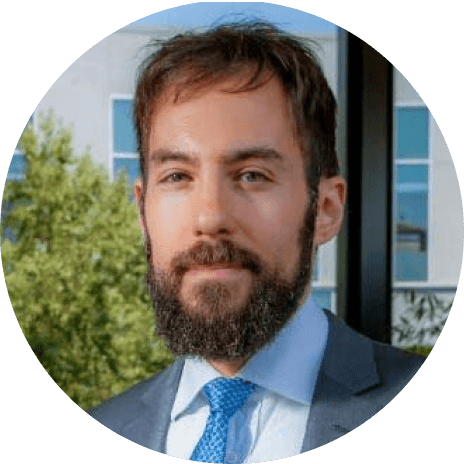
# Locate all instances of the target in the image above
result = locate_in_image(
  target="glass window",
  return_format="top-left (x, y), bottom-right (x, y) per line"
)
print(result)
top-left (395, 166), bottom-right (428, 281)
top-left (10, 114), bottom-right (33, 181)
top-left (112, 98), bottom-right (140, 195)
top-left (312, 289), bottom-right (332, 311)
top-left (395, 108), bottom-right (429, 159)
top-left (114, 158), bottom-right (140, 186)
top-left (393, 108), bottom-right (430, 282)
top-left (7, 154), bottom-right (26, 181)
top-left (113, 99), bottom-right (137, 153)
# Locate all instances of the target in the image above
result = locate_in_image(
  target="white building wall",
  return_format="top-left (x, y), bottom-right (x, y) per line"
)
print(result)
top-left (34, 26), bottom-right (174, 170)
top-left (35, 35), bottom-right (111, 168)
top-left (430, 119), bottom-right (463, 286)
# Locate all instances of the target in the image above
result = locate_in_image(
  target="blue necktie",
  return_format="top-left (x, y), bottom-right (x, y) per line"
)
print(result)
top-left (190, 378), bottom-right (257, 463)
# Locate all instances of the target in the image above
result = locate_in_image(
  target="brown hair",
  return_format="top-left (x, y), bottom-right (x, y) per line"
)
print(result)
top-left (134, 21), bottom-right (339, 193)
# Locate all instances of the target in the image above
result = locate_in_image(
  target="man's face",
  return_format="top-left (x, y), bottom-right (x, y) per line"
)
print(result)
top-left (135, 77), bottom-right (317, 360)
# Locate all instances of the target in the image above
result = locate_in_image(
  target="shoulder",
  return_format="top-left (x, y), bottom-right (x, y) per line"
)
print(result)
top-left (321, 309), bottom-right (426, 399)
top-left (371, 339), bottom-right (425, 391)
top-left (307, 312), bottom-right (427, 450)
top-left (87, 360), bottom-right (184, 433)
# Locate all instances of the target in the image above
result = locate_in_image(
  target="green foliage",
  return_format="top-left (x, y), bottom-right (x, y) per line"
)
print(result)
top-left (392, 290), bottom-right (452, 346)
top-left (1, 115), bottom-right (173, 410)
top-left (403, 345), bottom-right (433, 357)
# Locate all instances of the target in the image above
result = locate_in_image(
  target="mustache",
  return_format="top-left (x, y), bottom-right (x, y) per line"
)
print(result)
top-left (171, 240), bottom-right (263, 276)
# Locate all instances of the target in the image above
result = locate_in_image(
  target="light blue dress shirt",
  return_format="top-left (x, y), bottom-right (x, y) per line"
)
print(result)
top-left (166, 295), bottom-right (329, 463)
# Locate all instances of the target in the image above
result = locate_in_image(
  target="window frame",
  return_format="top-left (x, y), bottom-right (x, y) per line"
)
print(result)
top-left (9, 114), bottom-right (37, 182)
top-left (393, 103), bottom-right (432, 287)
top-left (109, 94), bottom-right (139, 183)
top-left (312, 251), bottom-right (337, 312)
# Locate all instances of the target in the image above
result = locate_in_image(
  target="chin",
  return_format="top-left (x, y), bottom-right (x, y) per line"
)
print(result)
top-left (181, 281), bottom-right (250, 318)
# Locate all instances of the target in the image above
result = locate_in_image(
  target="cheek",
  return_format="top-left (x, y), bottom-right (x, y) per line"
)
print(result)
top-left (144, 195), bottom-right (191, 264)
top-left (243, 195), bottom-right (306, 272)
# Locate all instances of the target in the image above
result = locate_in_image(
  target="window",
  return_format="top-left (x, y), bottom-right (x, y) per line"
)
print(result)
top-left (7, 154), bottom-right (27, 181)
top-left (312, 288), bottom-right (333, 311)
top-left (311, 253), bottom-right (336, 311)
top-left (7, 115), bottom-right (34, 181)
top-left (395, 108), bottom-right (429, 160)
top-left (2, 115), bottom-right (34, 242)
top-left (111, 97), bottom-right (140, 188)
top-left (393, 107), bottom-right (430, 282)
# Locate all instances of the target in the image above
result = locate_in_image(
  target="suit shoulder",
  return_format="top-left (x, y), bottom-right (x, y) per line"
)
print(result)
top-left (371, 340), bottom-right (426, 390)
top-left (323, 308), bottom-right (426, 390)
top-left (87, 360), bottom-right (183, 432)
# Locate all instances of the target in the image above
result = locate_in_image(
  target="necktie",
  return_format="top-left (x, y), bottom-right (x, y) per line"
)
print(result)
top-left (190, 377), bottom-right (257, 463)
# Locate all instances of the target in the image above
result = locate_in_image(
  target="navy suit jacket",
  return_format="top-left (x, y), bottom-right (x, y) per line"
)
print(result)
top-left (88, 310), bottom-right (425, 455)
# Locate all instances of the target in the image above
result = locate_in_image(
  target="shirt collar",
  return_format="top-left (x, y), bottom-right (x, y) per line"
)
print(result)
top-left (170, 356), bottom-right (222, 421)
top-left (171, 294), bottom-right (329, 420)
top-left (240, 294), bottom-right (328, 405)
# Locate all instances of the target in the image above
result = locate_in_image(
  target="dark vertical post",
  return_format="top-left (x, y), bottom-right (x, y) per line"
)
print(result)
top-left (336, 29), bottom-right (393, 343)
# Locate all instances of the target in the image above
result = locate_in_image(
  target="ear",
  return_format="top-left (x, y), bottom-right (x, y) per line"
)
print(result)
top-left (133, 178), bottom-right (145, 231)
top-left (313, 175), bottom-right (346, 246)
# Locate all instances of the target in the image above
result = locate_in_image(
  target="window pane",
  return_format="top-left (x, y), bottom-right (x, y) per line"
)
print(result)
top-left (395, 108), bottom-right (429, 159)
top-left (7, 154), bottom-right (26, 181)
top-left (113, 100), bottom-right (137, 153)
top-left (397, 164), bottom-right (428, 184)
top-left (312, 289), bottom-right (333, 311)
top-left (394, 164), bottom-right (428, 282)
top-left (114, 157), bottom-right (140, 186)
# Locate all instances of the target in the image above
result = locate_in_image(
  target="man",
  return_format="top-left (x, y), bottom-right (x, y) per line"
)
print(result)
top-left (89, 22), bottom-right (424, 462)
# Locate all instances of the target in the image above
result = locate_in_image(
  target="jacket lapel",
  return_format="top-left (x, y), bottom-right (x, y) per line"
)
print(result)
top-left (120, 359), bottom-right (185, 452)
top-left (301, 310), bottom-right (381, 452)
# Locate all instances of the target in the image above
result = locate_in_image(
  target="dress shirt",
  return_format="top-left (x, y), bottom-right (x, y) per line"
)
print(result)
top-left (165, 295), bottom-right (329, 463)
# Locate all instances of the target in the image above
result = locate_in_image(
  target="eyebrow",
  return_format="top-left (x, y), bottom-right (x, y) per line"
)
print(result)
top-left (150, 149), bottom-right (199, 166)
top-left (223, 147), bottom-right (285, 166)
top-left (150, 147), bottom-right (285, 167)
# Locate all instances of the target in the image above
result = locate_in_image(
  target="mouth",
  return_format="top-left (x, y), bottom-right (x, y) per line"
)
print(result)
top-left (189, 264), bottom-right (241, 270)
top-left (185, 265), bottom-right (246, 279)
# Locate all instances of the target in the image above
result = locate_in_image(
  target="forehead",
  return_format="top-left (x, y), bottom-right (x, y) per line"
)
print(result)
top-left (148, 77), bottom-right (300, 159)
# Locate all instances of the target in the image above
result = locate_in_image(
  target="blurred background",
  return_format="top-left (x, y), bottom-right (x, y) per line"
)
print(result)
top-left (2, 2), bottom-right (462, 409)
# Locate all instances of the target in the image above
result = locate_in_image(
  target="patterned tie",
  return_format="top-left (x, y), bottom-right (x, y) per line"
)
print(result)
top-left (190, 377), bottom-right (257, 463)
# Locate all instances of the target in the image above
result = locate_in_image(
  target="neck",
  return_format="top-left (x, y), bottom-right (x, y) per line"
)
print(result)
top-left (208, 358), bottom-right (247, 377)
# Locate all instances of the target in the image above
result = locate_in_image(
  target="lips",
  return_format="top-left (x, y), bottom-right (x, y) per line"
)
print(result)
top-left (186, 265), bottom-right (245, 279)
top-left (188, 264), bottom-right (241, 271)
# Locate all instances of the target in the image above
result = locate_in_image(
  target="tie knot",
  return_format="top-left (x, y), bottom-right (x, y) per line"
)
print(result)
top-left (203, 378), bottom-right (257, 418)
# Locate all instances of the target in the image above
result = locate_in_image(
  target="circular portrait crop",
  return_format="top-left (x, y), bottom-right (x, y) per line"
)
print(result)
top-left (1, 2), bottom-right (462, 463)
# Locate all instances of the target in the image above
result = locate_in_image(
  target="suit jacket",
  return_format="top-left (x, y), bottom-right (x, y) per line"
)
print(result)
top-left (88, 310), bottom-right (425, 455)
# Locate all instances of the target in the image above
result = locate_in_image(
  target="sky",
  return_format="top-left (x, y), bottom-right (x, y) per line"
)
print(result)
top-left (130, 2), bottom-right (337, 33)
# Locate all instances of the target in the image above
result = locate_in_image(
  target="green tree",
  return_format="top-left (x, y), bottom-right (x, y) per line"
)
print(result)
top-left (1, 115), bottom-right (173, 410)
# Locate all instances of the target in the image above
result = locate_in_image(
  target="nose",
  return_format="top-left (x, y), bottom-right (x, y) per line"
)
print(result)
top-left (193, 174), bottom-right (234, 238)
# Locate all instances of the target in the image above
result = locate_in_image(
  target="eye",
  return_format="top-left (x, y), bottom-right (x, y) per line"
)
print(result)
top-left (161, 172), bottom-right (191, 183)
top-left (239, 171), bottom-right (269, 183)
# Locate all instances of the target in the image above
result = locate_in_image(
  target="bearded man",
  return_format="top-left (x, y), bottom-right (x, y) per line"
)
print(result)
top-left (88, 22), bottom-right (425, 462)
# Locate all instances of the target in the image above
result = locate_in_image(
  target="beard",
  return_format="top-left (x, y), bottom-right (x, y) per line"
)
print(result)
top-left (143, 197), bottom-right (317, 361)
